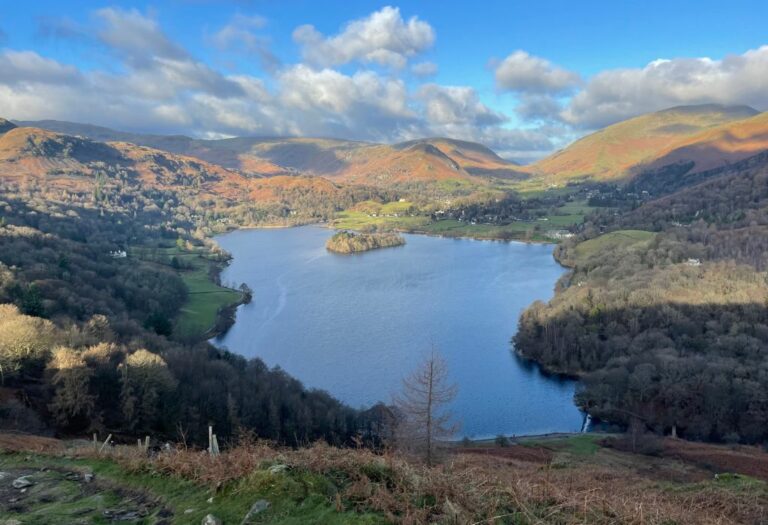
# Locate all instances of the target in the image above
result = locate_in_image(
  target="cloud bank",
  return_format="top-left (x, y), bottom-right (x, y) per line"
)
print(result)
top-left (0, 6), bottom-right (552, 159)
top-left (494, 47), bottom-right (768, 129)
top-left (0, 5), bottom-right (766, 162)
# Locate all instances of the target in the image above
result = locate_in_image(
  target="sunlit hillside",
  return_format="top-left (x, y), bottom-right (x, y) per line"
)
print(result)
top-left (529, 104), bottom-right (758, 182)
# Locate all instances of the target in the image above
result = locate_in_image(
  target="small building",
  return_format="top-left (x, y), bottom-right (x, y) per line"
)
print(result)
top-left (548, 230), bottom-right (575, 240)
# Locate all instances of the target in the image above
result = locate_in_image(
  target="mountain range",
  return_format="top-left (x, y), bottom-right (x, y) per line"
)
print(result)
top-left (13, 119), bottom-right (524, 187)
top-left (10, 102), bottom-right (768, 196)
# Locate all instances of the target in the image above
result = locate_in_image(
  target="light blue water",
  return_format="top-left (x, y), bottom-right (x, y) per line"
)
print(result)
top-left (212, 226), bottom-right (583, 438)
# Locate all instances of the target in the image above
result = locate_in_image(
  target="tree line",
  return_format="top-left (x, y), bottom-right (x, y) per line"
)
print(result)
top-left (515, 153), bottom-right (768, 443)
top-left (0, 181), bottom-right (389, 446)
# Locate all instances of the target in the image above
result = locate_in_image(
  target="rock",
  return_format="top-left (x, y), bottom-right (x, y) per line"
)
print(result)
top-left (201, 514), bottom-right (222, 525)
top-left (206, 497), bottom-right (214, 504)
top-left (4, 519), bottom-right (23, 525)
top-left (240, 500), bottom-right (270, 523)
top-left (12, 476), bottom-right (33, 489)
top-left (184, 508), bottom-right (196, 514)
top-left (83, 472), bottom-right (94, 483)
top-left (267, 464), bottom-right (288, 474)
top-left (0, 472), bottom-right (9, 481)
top-left (103, 509), bottom-right (142, 521)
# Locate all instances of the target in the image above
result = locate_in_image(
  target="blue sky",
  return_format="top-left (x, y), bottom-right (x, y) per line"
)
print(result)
top-left (2, 1), bottom-right (768, 160)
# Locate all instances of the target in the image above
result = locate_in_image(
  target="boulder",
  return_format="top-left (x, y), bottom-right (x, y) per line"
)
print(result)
top-left (201, 514), bottom-right (222, 525)
top-left (12, 476), bottom-right (33, 489)
top-left (241, 500), bottom-right (270, 523)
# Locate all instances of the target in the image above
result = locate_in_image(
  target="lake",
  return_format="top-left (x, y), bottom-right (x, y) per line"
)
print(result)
top-left (212, 226), bottom-right (584, 439)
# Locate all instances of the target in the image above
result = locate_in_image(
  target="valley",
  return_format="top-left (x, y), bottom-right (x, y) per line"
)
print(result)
top-left (5, 102), bottom-right (768, 443)
top-left (4, 101), bottom-right (768, 522)
top-left (5, 2), bottom-right (768, 522)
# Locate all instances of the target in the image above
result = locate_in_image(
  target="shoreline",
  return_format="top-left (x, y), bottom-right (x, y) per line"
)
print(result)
top-left (320, 221), bottom-right (557, 246)
top-left (221, 217), bottom-right (559, 246)
top-left (205, 223), bottom-right (582, 440)
top-left (448, 431), bottom-right (595, 446)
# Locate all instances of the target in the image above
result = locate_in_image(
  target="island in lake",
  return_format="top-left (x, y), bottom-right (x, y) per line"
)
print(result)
top-left (326, 230), bottom-right (406, 253)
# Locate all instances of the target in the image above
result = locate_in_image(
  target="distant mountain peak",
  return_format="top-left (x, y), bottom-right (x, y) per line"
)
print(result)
top-left (529, 103), bottom-right (763, 182)
top-left (657, 103), bottom-right (759, 118)
top-left (0, 118), bottom-right (17, 135)
top-left (17, 119), bottom-right (521, 185)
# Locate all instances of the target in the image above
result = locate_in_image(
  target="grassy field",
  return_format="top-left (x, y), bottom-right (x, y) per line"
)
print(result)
top-left (543, 200), bottom-right (596, 226)
top-left (132, 245), bottom-right (243, 340)
top-left (331, 200), bottom-right (432, 231)
top-left (419, 219), bottom-right (547, 240)
top-left (333, 198), bottom-right (599, 242)
top-left (518, 433), bottom-right (603, 456)
top-left (572, 229), bottom-right (656, 261)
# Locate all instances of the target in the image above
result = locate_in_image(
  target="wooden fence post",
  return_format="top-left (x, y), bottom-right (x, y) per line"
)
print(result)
top-left (99, 434), bottom-right (112, 454)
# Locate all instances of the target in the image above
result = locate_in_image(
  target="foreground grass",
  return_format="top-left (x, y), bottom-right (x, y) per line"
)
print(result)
top-left (5, 433), bottom-right (768, 524)
top-left (0, 451), bottom-right (381, 524)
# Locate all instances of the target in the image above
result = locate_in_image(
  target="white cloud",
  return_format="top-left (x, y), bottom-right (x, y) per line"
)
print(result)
top-left (411, 61), bottom-right (438, 78)
top-left (210, 14), bottom-right (280, 73)
top-left (0, 7), bottom-right (556, 159)
top-left (495, 50), bottom-right (581, 94)
top-left (0, 51), bottom-right (81, 86)
top-left (515, 94), bottom-right (563, 122)
top-left (563, 46), bottom-right (768, 128)
top-left (95, 8), bottom-right (188, 65)
top-left (276, 65), bottom-right (416, 140)
top-left (293, 6), bottom-right (434, 69)
top-left (417, 84), bottom-right (505, 127)
top-left (407, 84), bottom-right (553, 159)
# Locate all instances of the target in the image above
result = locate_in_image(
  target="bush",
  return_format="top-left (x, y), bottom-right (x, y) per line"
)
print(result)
top-left (495, 435), bottom-right (510, 447)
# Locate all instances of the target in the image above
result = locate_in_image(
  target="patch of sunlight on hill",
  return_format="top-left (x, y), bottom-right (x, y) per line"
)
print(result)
top-left (573, 230), bottom-right (656, 261)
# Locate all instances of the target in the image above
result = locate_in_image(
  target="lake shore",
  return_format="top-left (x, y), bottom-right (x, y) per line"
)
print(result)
top-left (227, 217), bottom-right (558, 245)
top-left (211, 226), bottom-right (580, 438)
top-left (448, 431), bottom-right (593, 447)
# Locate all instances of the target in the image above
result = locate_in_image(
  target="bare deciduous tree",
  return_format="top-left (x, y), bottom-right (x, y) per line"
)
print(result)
top-left (394, 350), bottom-right (458, 466)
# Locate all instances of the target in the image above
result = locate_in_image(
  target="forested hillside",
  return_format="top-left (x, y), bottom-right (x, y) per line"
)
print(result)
top-left (515, 149), bottom-right (768, 442)
top-left (6, 102), bottom-right (768, 449)
top-left (0, 122), bottom-right (393, 445)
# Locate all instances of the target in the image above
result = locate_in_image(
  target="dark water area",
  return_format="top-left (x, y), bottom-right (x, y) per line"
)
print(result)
top-left (212, 226), bottom-right (583, 438)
